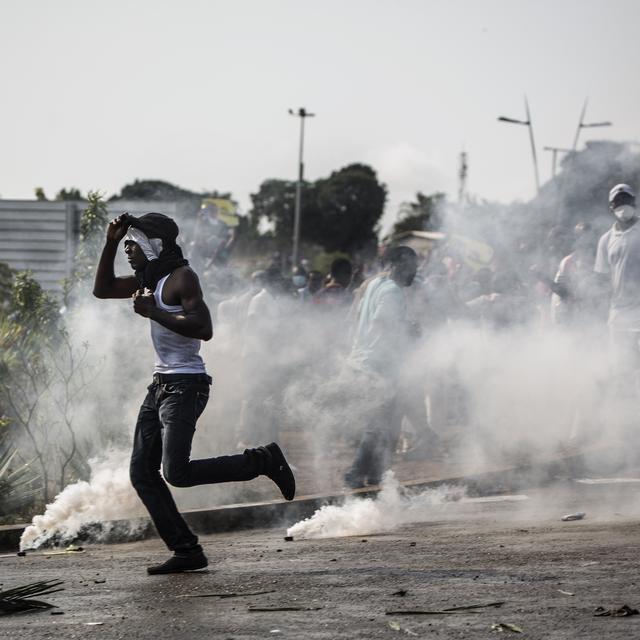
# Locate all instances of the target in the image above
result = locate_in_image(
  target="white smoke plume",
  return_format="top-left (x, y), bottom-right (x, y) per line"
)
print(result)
top-left (286, 472), bottom-right (461, 539)
top-left (286, 471), bottom-right (528, 540)
top-left (19, 450), bottom-right (143, 550)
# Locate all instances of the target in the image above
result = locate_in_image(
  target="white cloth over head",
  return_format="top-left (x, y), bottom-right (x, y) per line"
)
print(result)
top-left (124, 227), bottom-right (163, 261)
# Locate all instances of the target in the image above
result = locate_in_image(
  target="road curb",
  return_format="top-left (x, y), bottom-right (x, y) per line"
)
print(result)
top-left (0, 451), bottom-right (587, 552)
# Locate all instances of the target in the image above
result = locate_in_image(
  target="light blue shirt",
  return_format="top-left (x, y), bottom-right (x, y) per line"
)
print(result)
top-left (348, 275), bottom-right (406, 377)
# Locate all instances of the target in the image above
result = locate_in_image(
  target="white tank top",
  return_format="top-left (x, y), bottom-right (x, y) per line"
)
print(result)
top-left (150, 274), bottom-right (206, 374)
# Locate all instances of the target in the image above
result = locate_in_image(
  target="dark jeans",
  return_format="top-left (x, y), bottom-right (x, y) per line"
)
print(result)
top-left (130, 373), bottom-right (262, 553)
top-left (346, 390), bottom-right (400, 484)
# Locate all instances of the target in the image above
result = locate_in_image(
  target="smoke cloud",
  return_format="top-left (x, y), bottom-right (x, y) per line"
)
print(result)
top-left (287, 471), bottom-right (528, 540)
top-left (20, 450), bottom-right (143, 550)
top-left (16, 143), bottom-right (640, 548)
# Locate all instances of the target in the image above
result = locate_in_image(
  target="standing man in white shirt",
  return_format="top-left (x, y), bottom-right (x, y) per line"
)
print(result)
top-left (594, 184), bottom-right (640, 392)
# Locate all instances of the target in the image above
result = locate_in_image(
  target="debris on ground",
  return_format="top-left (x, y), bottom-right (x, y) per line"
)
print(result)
top-left (0, 580), bottom-right (64, 616)
top-left (386, 610), bottom-right (461, 616)
top-left (48, 544), bottom-right (84, 555)
top-left (248, 606), bottom-right (323, 612)
top-left (561, 512), bottom-right (586, 521)
top-left (386, 602), bottom-right (504, 615)
top-left (575, 478), bottom-right (640, 485)
top-left (391, 589), bottom-right (408, 597)
top-left (491, 622), bottom-right (524, 633)
top-left (594, 604), bottom-right (639, 617)
top-left (388, 620), bottom-right (418, 635)
top-left (557, 590), bottom-right (575, 596)
top-left (443, 601), bottom-right (505, 612)
top-left (284, 536), bottom-right (294, 542)
top-left (178, 590), bottom-right (276, 599)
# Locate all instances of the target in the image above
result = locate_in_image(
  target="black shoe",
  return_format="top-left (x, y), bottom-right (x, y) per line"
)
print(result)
top-left (262, 443), bottom-right (296, 501)
top-left (147, 551), bottom-right (208, 575)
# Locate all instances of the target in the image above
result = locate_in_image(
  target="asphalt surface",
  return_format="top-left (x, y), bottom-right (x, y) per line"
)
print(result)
top-left (2, 482), bottom-right (640, 639)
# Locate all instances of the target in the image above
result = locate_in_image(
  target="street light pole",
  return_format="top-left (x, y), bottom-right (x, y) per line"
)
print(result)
top-left (288, 107), bottom-right (315, 268)
top-left (498, 95), bottom-right (540, 194)
top-left (524, 96), bottom-right (540, 193)
top-left (571, 98), bottom-right (612, 151)
top-left (543, 146), bottom-right (572, 179)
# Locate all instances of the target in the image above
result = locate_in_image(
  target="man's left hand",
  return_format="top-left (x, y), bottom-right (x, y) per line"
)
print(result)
top-left (133, 289), bottom-right (157, 318)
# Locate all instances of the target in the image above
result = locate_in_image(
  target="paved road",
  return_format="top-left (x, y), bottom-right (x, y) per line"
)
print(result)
top-left (2, 483), bottom-right (640, 639)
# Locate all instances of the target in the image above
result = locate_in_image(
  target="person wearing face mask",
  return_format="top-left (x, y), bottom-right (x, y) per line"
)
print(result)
top-left (298, 269), bottom-right (324, 302)
top-left (291, 265), bottom-right (308, 293)
top-left (595, 183), bottom-right (640, 398)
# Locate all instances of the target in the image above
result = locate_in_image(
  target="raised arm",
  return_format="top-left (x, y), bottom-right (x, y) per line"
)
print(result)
top-left (133, 268), bottom-right (213, 341)
top-left (93, 214), bottom-right (139, 299)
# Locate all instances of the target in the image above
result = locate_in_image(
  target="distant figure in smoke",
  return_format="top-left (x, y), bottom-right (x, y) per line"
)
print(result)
top-left (550, 222), bottom-right (602, 326)
top-left (93, 213), bottom-right (295, 575)
top-left (212, 270), bottom-right (266, 448)
top-left (344, 246), bottom-right (418, 488)
top-left (189, 200), bottom-right (237, 272)
top-left (314, 258), bottom-right (353, 307)
top-left (595, 184), bottom-right (640, 393)
top-left (238, 265), bottom-right (291, 447)
top-left (298, 269), bottom-right (324, 302)
top-left (291, 264), bottom-right (308, 292)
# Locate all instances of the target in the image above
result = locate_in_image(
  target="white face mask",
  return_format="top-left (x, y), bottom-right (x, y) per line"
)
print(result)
top-left (614, 204), bottom-right (636, 222)
top-left (292, 275), bottom-right (307, 288)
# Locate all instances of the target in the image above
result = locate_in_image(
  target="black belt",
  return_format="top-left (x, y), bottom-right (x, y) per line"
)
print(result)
top-left (152, 372), bottom-right (212, 384)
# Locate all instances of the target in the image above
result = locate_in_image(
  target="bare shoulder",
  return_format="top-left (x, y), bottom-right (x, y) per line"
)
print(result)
top-left (172, 265), bottom-right (201, 286)
top-left (165, 266), bottom-right (202, 300)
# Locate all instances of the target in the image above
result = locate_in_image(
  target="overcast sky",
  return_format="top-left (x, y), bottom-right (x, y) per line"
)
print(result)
top-left (2, 0), bottom-right (639, 229)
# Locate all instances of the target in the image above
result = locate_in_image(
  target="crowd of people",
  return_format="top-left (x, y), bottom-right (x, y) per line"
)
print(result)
top-left (90, 181), bottom-right (639, 573)
top-left (199, 182), bottom-right (640, 490)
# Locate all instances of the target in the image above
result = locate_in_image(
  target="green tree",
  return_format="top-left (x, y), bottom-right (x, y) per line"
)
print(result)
top-left (10, 272), bottom-right (59, 334)
top-left (392, 192), bottom-right (446, 236)
top-left (71, 191), bottom-right (110, 286)
top-left (0, 262), bottom-right (13, 313)
top-left (248, 178), bottom-right (311, 248)
top-left (34, 187), bottom-right (47, 201)
top-left (314, 164), bottom-right (386, 253)
top-left (0, 273), bottom-right (94, 504)
top-left (55, 187), bottom-right (83, 201)
top-left (249, 163), bottom-right (386, 255)
top-left (110, 179), bottom-right (232, 203)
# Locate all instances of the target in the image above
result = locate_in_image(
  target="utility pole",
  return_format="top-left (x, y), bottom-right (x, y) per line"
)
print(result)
top-left (543, 146), bottom-right (572, 179)
top-left (571, 98), bottom-right (612, 151)
top-left (288, 107), bottom-right (315, 268)
top-left (498, 95), bottom-right (540, 194)
top-left (458, 151), bottom-right (468, 203)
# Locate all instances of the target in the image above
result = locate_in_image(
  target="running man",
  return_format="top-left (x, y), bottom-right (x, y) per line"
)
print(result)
top-left (93, 212), bottom-right (295, 575)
